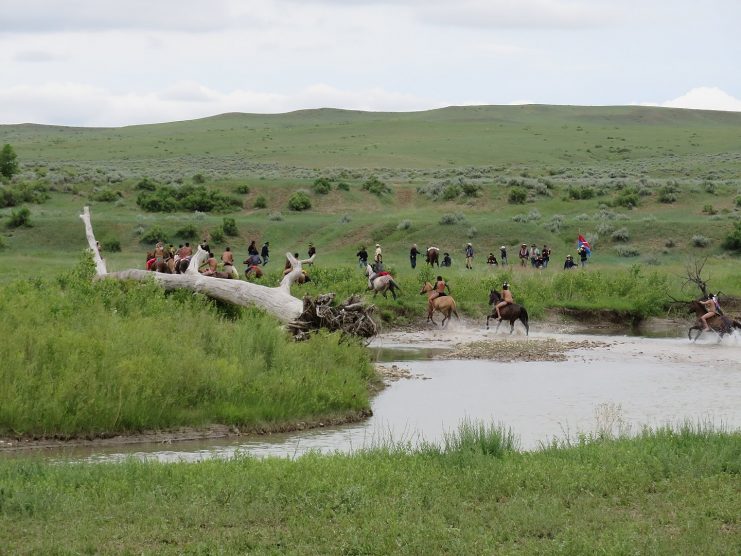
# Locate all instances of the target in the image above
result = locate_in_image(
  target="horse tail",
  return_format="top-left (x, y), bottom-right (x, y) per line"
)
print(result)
top-left (452, 300), bottom-right (460, 319)
top-left (733, 319), bottom-right (741, 330)
top-left (520, 306), bottom-right (530, 335)
top-left (390, 278), bottom-right (401, 292)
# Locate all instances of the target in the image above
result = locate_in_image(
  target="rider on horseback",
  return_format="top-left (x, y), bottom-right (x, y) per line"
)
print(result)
top-left (699, 294), bottom-right (720, 331)
top-left (495, 282), bottom-right (514, 321)
top-left (428, 275), bottom-right (449, 315)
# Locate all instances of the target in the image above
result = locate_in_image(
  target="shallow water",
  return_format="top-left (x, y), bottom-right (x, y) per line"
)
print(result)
top-left (24, 338), bottom-right (740, 463)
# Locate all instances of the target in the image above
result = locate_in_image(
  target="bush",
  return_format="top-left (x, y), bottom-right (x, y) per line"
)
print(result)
top-left (135, 178), bottom-right (157, 191)
top-left (442, 184), bottom-right (461, 200)
top-left (312, 178), bottom-right (332, 194)
top-left (466, 226), bottom-right (477, 239)
top-left (253, 195), bottom-right (267, 209)
top-left (461, 183), bottom-right (481, 197)
top-left (0, 183), bottom-right (50, 207)
top-left (568, 185), bottom-right (595, 200)
top-left (691, 235), bottom-right (710, 248)
top-left (397, 219), bottom-right (411, 230)
top-left (339, 214), bottom-right (351, 224)
top-left (611, 228), bottom-right (630, 242)
top-left (657, 185), bottom-right (678, 203)
top-left (140, 225), bottom-right (167, 244)
top-left (192, 173), bottom-right (206, 184)
top-left (268, 212), bottom-right (283, 221)
top-left (222, 217), bottom-right (239, 237)
top-left (0, 144), bottom-right (19, 180)
top-left (336, 181), bottom-right (350, 191)
top-left (615, 246), bottom-right (640, 257)
top-left (234, 184), bottom-right (251, 194)
top-left (90, 187), bottom-right (120, 202)
top-left (665, 238), bottom-right (676, 248)
top-left (702, 204), bottom-right (717, 215)
top-left (287, 191), bottom-right (312, 211)
top-left (735, 196), bottom-right (741, 208)
top-left (362, 176), bottom-right (391, 196)
top-left (101, 239), bottom-right (122, 252)
top-left (7, 206), bottom-right (31, 228)
top-left (613, 187), bottom-right (640, 209)
top-left (136, 184), bottom-right (241, 213)
top-left (721, 222), bottom-right (741, 252)
top-left (211, 227), bottom-right (225, 244)
top-left (176, 224), bottom-right (198, 239)
top-left (508, 187), bottom-right (527, 204)
top-left (439, 213), bottom-right (466, 225)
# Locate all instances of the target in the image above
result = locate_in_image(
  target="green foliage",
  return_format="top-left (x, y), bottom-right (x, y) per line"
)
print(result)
top-left (615, 246), bottom-right (640, 257)
top-left (192, 173), bottom-right (206, 184)
top-left (100, 239), bottom-right (121, 252)
top-left (211, 226), bottom-right (225, 243)
top-left (136, 184), bottom-right (241, 213)
top-left (0, 144), bottom-right (19, 180)
top-left (611, 228), bottom-right (630, 242)
top-left (336, 181), bottom-right (350, 191)
top-left (657, 184), bottom-right (679, 203)
top-left (288, 191), bottom-right (312, 211)
top-left (175, 224), bottom-right (198, 239)
top-left (90, 187), bottom-right (120, 202)
top-left (508, 187), bottom-right (527, 204)
top-left (139, 225), bottom-right (167, 244)
top-left (439, 213), bottom-right (466, 225)
top-left (702, 204), bottom-right (717, 215)
top-left (222, 217), bottom-right (239, 237)
top-left (613, 186), bottom-right (640, 208)
top-left (0, 182), bottom-right (49, 207)
top-left (691, 235), bottom-right (710, 248)
top-left (735, 195), bottom-right (741, 207)
top-left (234, 184), bottom-right (251, 194)
top-left (7, 206), bottom-right (32, 228)
top-left (721, 221), bottom-right (741, 252)
top-left (253, 195), bottom-right (267, 209)
top-left (461, 182), bottom-right (482, 197)
top-left (362, 176), bottom-right (391, 196)
top-left (568, 185), bottom-right (595, 200)
top-left (134, 177), bottom-right (157, 191)
top-left (312, 177), bottom-right (332, 194)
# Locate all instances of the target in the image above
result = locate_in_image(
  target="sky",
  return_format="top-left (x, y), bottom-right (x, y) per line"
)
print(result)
top-left (1, 0), bottom-right (740, 127)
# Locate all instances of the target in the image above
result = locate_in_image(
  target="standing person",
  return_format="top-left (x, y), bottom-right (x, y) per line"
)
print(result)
top-left (248, 240), bottom-right (258, 256)
top-left (465, 243), bottom-right (474, 269)
top-left (577, 245), bottom-right (588, 268)
top-left (410, 244), bottom-right (420, 269)
top-left (495, 282), bottom-right (514, 321)
top-left (221, 246), bottom-right (234, 266)
top-left (261, 242), bottom-right (270, 266)
top-left (500, 245), bottom-right (508, 265)
top-left (308, 243), bottom-right (316, 258)
top-left (356, 245), bottom-right (368, 268)
top-left (542, 245), bottom-right (551, 268)
top-left (518, 243), bottom-right (528, 267)
top-left (529, 244), bottom-right (539, 268)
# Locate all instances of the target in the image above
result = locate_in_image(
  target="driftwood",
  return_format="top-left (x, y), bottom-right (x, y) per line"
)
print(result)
top-left (79, 206), bottom-right (378, 337)
top-left (288, 294), bottom-right (379, 340)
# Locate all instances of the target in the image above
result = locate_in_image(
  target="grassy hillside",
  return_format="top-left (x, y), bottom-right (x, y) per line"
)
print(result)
top-left (0, 105), bottom-right (739, 306)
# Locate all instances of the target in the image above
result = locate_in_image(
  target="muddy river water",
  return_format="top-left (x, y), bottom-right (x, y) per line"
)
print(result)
top-left (5, 326), bottom-right (741, 462)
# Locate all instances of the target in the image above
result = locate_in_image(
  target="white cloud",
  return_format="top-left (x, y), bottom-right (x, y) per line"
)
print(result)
top-left (0, 82), bottom-right (447, 126)
top-left (640, 87), bottom-right (741, 112)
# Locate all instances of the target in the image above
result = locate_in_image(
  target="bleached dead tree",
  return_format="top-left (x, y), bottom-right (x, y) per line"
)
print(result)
top-left (80, 207), bottom-right (378, 337)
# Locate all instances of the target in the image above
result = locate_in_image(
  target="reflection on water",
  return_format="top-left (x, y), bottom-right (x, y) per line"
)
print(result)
top-left (29, 346), bottom-right (740, 464)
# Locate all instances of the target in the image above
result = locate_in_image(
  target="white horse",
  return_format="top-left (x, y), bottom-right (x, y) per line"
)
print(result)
top-left (365, 264), bottom-right (401, 300)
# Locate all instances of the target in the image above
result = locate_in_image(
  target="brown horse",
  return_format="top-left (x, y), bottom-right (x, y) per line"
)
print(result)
top-left (146, 251), bottom-right (173, 273)
top-left (366, 264), bottom-right (401, 300)
top-left (687, 299), bottom-right (740, 342)
top-left (419, 281), bottom-right (459, 327)
top-left (487, 290), bottom-right (529, 335)
top-left (426, 247), bottom-right (439, 267)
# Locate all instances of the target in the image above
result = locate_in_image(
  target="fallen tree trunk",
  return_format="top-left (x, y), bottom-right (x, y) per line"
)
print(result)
top-left (80, 207), bottom-right (378, 336)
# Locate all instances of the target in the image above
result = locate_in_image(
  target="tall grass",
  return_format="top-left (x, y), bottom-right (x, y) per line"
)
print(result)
top-left (0, 255), bottom-right (377, 437)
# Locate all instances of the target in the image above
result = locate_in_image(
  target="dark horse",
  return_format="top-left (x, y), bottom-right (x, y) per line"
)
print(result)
top-left (687, 299), bottom-right (740, 342)
top-left (487, 290), bottom-right (529, 335)
top-left (426, 247), bottom-right (439, 267)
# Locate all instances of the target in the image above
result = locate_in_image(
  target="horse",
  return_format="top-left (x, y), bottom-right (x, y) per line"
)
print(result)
top-left (365, 264), bottom-right (401, 300)
top-left (426, 247), bottom-right (439, 267)
top-left (244, 265), bottom-right (264, 280)
top-left (487, 290), bottom-right (529, 335)
top-left (175, 257), bottom-right (190, 274)
top-left (146, 251), bottom-right (172, 273)
top-left (687, 299), bottom-right (740, 342)
top-left (419, 281), bottom-right (459, 327)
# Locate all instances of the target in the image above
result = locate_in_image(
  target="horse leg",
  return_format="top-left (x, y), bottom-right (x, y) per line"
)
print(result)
top-left (509, 320), bottom-right (515, 334)
top-left (486, 314), bottom-right (491, 330)
top-left (495, 320), bottom-right (502, 333)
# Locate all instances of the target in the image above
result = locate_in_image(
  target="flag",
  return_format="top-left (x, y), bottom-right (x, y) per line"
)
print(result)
top-left (577, 234), bottom-right (591, 256)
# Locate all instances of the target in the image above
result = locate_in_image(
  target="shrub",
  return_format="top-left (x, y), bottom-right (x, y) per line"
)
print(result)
top-left (508, 187), bottom-right (527, 204)
top-left (253, 195), bottom-right (267, 209)
top-left (665, 238), bottom-right (676, 248)
top-left (442, 184), bottom-right (461, 200)
top-left (211, 227), bottom-right (225, 244)
top-left (439, 213), bottom-right (466, 225)
top-left (461, 183), bottom-right (482, 197)
top-left (568, 185), bottom-right (595, 200)
top-left (136, 184), bottom-right (241, 213)
top-left (0, 144), bottom-right (19, 180)
top-left (721, 222), bottom-right (741, 252)
top-left (7, 206), bottom-right (31, 228)
top-left (611, 228), bottom-right (630, 242)
top-left (336, 181), bottom-right (350, 191)
top-left (735, 195), bottom-right (741, 207)
top-left (312, 177), bottom-right (332, 194)
top-left (287, 191), bottom-right (312, 211)
top-left (268, 212), bottom-right (283, 221)
top-left (135, 178), bottom-right (157, 191)
top-left (702, 204), bottom-right (717, 215)
top-left (657, 186), bottom-right (678, 203)
top-left (192, 173), bottom-right (206, 184)
top-left (703, 181), bottom-right (716, 194)
top-left (90, 187), bottom-right (120, 202)
top-left (140, 225), bottom-right (167, 244)
top-left (691, 235), bottom-right (710, 248)
top-left (466, 226), bottom-right (477, 239)
top-left (234, 184), bottom-right (251, 194)
top-left (176, 224), bottom-right (198, 239)
top-left (362, 176), bottom-right (391, 196)
top-left (101, 239), bottom-right (122, 252)
top-left (615, 246), bottom-right (640, 257)
top-left (339, 214), bottom-right (351, 224)
top-left (222, 217), bottom-right (239, 237)
top-left (613, 187), bottom-right (640, 209)
top-left (397, 219), bottom-right (411, 230)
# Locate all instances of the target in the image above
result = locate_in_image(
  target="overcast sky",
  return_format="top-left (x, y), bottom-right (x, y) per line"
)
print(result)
top-left (1, 0), bottom-right (739, 126)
